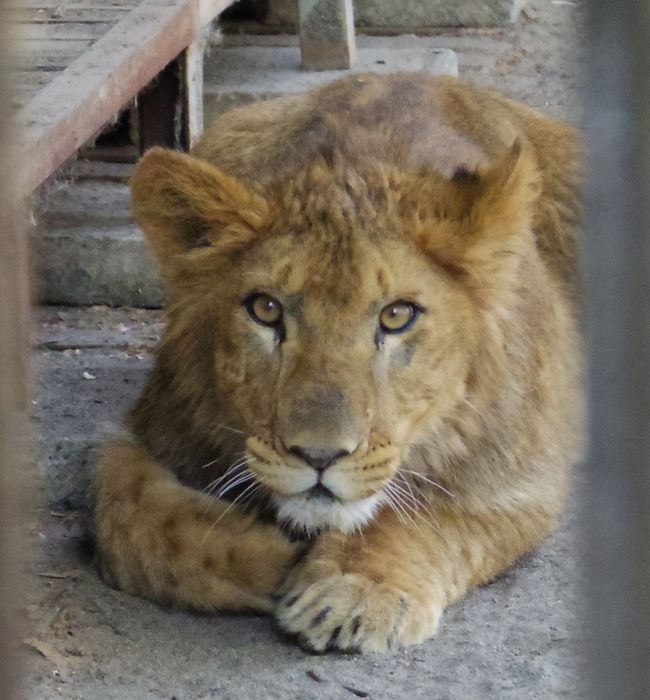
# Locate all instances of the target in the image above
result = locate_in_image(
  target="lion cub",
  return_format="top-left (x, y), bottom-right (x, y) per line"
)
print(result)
top-left (94, 74), bottom-right (584, 652)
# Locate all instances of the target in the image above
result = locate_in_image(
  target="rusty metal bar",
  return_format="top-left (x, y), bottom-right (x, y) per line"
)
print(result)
top-left (584, 2), bottom-right (650, 698)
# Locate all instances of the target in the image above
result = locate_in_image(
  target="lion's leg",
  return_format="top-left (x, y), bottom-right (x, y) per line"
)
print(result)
top-left (276, 501), bottom-right (557, 652)
top-left (94, 438), bottom-right (301, 613)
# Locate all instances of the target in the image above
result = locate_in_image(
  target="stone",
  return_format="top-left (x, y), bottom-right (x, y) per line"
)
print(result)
top-left (298, 0), bottom-right (355, 70)
top-left (261, 0), bottom-right (528, 30)
top-left (32, 176), bottom-right (165, 307)
top-left (32, 224), bottom-right (165, 308)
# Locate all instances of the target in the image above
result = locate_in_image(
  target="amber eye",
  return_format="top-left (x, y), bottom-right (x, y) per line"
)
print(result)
top-left (245, 293), bottom-right (283, 327)
top-left (379, 301), bottom-right (420, 334)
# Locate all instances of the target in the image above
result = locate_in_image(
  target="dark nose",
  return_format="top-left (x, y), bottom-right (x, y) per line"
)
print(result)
top-left (288, 446), bottom-right (350, 472)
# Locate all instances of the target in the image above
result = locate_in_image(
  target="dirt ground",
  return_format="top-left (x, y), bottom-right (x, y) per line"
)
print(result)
top-left (18, 2), bottom-right (586, 697)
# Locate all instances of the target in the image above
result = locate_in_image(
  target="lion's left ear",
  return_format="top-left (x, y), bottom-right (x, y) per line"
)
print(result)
top-left (131, 147), bottom-right (269, 273)
top-left (412, 139), bottom-right (540, 300)
top-left (464, 137), bottom-right (540, 235)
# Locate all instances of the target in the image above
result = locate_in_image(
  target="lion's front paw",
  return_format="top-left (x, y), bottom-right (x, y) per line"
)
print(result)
top-left (276, 572), bottom-right (441, 653)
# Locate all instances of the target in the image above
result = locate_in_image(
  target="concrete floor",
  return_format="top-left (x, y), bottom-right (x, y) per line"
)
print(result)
top-left (20, 1), bottom-right (587, 697)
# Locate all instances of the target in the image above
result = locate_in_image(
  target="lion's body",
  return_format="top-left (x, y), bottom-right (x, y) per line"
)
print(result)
top-left (94, 74), bottom-right (584, 652)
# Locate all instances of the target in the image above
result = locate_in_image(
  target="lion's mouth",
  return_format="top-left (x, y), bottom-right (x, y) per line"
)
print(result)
top-left (245, 435), bottom-right (399, 533)
top-left (273, 489), bottom-right (385, 535)
top-left (305, 483), bottom-right (336, 501)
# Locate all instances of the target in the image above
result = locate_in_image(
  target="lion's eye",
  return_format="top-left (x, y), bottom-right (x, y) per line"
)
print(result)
top-left (245, 293), bottom-right (283, 327)
top-left (379, 301), bottom-right (420, 333)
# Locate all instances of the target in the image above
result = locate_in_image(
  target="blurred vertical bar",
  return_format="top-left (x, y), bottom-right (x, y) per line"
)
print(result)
top-left (585, 2), bottom-right (650, 699)
top-left (0, 1), bottom-right (29, 698)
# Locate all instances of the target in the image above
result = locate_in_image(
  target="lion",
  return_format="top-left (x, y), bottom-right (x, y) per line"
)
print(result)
top-left (93, 73), bottom-right (584, 653)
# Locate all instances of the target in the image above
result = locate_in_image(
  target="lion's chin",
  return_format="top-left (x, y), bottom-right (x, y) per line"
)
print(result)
top-left (274, 491), bottom-right (385, 535)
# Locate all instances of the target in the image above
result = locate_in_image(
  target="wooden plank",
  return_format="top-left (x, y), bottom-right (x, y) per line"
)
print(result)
top-left (11, 37), bottom-right (95, 52)
top-left (9, 70), bottom-right (61, 109)
top-left (12, 0), bottom-right (233, 197)
top-left (66, 158), bottom-right (134, 182)
top-left (6, 0), bottom-right (138, 9)
top-left (9, 42), bottom-right (93, 71)
top-left (11, 69), bottom-right (58, 93)
top-left (182, 31), bottom-right (208, 148)
top-left (78, 143), bottom-right (139, 163)
top-left (13, 21), bottom-right (115, 40)
top-left (3, 7), bottom-right (130, 23)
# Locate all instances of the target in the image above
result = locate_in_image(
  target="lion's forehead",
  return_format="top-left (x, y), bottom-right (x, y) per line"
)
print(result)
top-left (245, 234), bottom-right (383, 302)
top-left (245, 229), bottom-right (431, 301)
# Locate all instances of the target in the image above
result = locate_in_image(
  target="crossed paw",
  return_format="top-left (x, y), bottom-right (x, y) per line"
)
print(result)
top-left (275, 570), bottom-right (441, 653)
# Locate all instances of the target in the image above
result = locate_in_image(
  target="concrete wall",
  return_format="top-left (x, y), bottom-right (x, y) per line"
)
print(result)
top-left (257, 0), bottom-right (527, 30)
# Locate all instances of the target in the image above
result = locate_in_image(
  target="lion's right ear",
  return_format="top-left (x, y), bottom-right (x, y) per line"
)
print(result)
top-left (131, 147), bottom-right (269, 269)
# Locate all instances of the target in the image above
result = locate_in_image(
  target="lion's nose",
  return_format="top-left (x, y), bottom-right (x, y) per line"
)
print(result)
top-left (288, 446), bottom-right (350, 472)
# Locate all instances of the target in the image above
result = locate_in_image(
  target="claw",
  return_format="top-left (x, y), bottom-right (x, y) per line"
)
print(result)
top-left (311, 606), bottom-right (332, 626)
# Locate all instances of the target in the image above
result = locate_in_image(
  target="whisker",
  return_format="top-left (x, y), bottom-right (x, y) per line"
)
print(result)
top-left (215, 423), bottom-right (245, 435)
top-left (383, 485), bottom-right (409, 527)
top-left (397, 473), bottom-right (419, 505)
top-left (202, 458), bottom-right (256, 516)
top-left (208, 455), bottom-right (252, 483)
top-left (201, 448), bottom-right (249, 472)
top-left (389, 484), bottom-right (421, 518)
top-left (354, 522), bottom-right (367, 547)
top-left (400, 469), bottom-right (455, 498)
top-left (385, 483), bottom-right (419, 530)
top-left (238, 483), bottom-right (264, 515)
top-left (200, 457), bottom-right (221, 470)
top-left (202, 458), bottom-right (249, 496)
top-left (390, 479), bottom-right (419, 506)
top-left (393, 476), bottom-right (449, 542)
top-left (217, 470), bottom-right (256, 499)
top-left (201, 480), bottom-right (260, 546)
top-left (404, 479), bottom-right (433, 506)
top-left (385, 481), bottom-right (428, 536)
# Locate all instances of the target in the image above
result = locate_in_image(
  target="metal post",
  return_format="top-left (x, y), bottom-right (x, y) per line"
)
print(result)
top-left (584, 2), bottom-right (650, 698)
top-left (0, 16), bottom-right (30, 700)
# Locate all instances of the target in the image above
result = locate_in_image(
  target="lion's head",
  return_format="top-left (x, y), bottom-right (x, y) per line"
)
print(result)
top-left (131, 141), bottom-right (540, 534)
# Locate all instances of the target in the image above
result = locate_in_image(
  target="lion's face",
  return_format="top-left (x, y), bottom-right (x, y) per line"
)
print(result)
top-left (212, 229), bottom-right (477, 533)
top-left (132, 142), bottom-right (537, 533)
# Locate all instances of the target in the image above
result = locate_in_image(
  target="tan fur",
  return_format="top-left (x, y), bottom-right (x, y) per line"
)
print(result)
top-left (93, 74), bottom-right (584, 652)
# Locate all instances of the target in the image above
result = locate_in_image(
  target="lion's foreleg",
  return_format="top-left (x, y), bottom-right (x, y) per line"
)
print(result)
top-left (94, 438), bottom-right (301, 612)
top-left (275, 502), bottom-right (556, 652)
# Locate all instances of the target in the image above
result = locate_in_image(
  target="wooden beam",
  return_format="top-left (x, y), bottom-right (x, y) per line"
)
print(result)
top-left (12, 0), bottom-right (232, 198)
top-left (3, 7), bottom-right (132, 23)
top-left (182, 30), bottom-right (208, 149)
